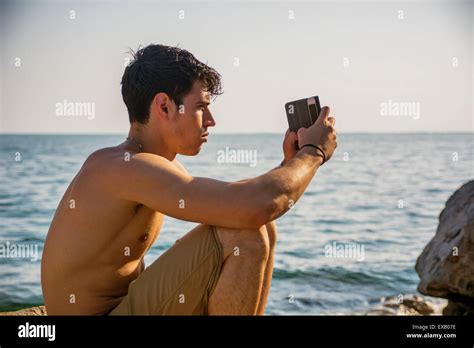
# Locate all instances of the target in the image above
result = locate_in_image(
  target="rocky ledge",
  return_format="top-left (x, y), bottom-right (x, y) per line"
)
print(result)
top-left (365, 294), bottom-right (447, 315)
top-left (0, 305), bottom-right (47, 316)
top-left (415, 180), bottom-right (474, 315)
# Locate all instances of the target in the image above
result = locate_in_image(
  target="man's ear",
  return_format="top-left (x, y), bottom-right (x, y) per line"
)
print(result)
top-left (152, 93), bottom-right (171, 118)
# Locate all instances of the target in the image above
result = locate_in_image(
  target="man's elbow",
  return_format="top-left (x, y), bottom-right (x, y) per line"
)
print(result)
top-left (241, 177), bottom-right (294, 228)
top-left (245, 199), bottom-right (283, 229)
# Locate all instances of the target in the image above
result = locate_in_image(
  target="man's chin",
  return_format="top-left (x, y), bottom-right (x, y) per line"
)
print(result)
top-left (179, 146), bottom-right (202, 156)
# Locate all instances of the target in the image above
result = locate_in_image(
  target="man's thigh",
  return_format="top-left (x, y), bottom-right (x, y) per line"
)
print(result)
top-left (108, 224), bottom-right (223, 315)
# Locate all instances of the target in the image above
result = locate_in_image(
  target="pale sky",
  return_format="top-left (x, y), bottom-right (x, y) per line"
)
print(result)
top-left (0, 0), bottom-right (472, 134)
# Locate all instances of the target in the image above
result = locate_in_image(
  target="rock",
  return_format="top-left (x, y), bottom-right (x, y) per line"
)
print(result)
top-left (0, 306), bottom-right (47, 316)
top-left (366, 308), bottom-right (397, 316)
top-left (383, 295), bottom-right (435, 315)
top-left (415, 180), bottom-right (474, 314)
top-left (365, 294), bottom-right (443, 316)
top-left (442, 300), bottom-right (474, 315)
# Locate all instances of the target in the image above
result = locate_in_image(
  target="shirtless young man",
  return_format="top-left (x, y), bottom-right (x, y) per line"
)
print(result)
top-left (41, 44), bottom-right (337, 316)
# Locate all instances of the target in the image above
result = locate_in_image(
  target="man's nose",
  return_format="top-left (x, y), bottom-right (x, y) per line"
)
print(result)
top-left (203, 110), bottom-right (216, 128)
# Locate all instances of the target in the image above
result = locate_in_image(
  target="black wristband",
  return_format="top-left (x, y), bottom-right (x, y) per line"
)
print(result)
top-left (301, 144), bottom-right (327, 163)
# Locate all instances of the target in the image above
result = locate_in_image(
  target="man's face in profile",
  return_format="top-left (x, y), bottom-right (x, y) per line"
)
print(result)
top-left (169, 80), bottom-right (216, 156)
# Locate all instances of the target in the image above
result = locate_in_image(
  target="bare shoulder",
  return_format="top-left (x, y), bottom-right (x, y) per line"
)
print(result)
top-left (100, 148), bottom-right (189, 177)
top-left (86, 147), bottom-right (161, 167)
top-left (94, 147), bottom-right (185, 185)
top-left (172, 158), bottom-right (189, 175)
top-left (85, 147), bottom-right (171, 178)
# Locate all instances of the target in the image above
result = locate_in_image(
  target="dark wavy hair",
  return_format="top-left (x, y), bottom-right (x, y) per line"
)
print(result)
top-left (121, 44), bottom-right (223, 124)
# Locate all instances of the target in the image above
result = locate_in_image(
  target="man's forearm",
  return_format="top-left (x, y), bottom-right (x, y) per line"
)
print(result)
top-left (260, 146), bottom-right (324, 222)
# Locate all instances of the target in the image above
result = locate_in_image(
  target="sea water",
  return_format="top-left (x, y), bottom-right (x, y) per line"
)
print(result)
top-left (0, 133), bottom-right (472, 314)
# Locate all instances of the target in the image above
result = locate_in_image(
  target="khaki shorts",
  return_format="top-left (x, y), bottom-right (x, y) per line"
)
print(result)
top-left (108, 224), bottom-right (223, 315)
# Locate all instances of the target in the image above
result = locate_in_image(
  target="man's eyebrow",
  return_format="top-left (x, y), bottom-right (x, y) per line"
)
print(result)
top-left (196, 101), bottom-right (211, 106)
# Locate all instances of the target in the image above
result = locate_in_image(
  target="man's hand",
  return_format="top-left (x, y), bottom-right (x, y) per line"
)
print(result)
top-left (281, 129), bottom-right (298, 166)
top-left (296, 106), bottom-right (337, 163)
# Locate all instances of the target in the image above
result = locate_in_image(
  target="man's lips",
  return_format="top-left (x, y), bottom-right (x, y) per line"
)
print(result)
top-left (201, 132), bottom-right (209, 137)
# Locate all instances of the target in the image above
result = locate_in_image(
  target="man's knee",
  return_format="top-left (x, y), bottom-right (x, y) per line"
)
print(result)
top-left (216, 225), bottom-right (270, 261)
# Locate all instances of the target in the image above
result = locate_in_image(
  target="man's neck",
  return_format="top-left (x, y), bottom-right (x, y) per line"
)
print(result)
top-left (126, 125), bottom-right (177, 162)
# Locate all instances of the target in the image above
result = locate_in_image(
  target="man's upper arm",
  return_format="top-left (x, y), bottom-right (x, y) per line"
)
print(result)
top-left (113, 153), bottom-right (271, 229)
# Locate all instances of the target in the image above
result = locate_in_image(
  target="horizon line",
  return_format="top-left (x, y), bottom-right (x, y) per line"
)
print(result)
top-left (0, 131), bottom-right (473, 136)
